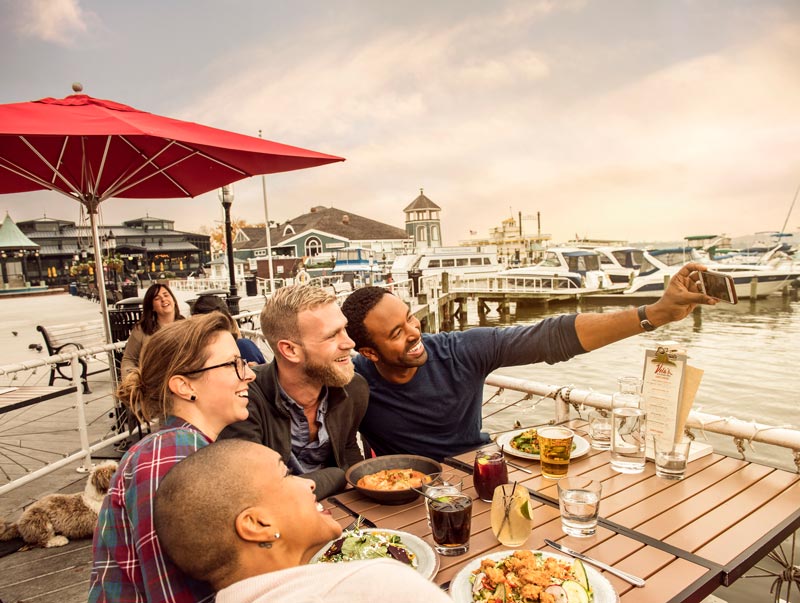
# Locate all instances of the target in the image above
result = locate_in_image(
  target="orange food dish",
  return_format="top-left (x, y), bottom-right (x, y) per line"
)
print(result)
top-left (357, 468), bottom-right (432, 491)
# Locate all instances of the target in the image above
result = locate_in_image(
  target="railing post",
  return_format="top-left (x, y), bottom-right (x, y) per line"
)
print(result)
top-left (72, 355), bottom-right (93, 473)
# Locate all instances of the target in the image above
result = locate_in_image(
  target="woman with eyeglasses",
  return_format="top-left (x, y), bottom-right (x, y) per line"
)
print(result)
top-left (120, 283), bottom-right (184, 377)
top-left (89, 312), bottom-right (256, 603)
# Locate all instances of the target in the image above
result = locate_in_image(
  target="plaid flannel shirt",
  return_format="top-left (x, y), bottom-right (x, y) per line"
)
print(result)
top-left (89, 417), bottom-right (215, 603)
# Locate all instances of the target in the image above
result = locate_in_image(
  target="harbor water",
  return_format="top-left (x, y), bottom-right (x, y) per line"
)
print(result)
top-left (474, 293), bottom-right (800, 472)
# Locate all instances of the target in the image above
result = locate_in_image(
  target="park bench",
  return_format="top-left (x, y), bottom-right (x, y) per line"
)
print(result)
top-left (36, 321), bottom-right (110, 393)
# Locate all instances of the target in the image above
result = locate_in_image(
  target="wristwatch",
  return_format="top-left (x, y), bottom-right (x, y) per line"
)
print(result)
top-left (637, 305), bottom-right (656, 331)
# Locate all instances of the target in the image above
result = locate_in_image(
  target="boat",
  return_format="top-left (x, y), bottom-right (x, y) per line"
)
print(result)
top-left (496, 248), bottom-right (615, 290)
top-left (587, 246), bottom-right (643, 285)
top-left (622, 247), bottom-right (799, 299)
top-left (390, 246), bottom-right (500, 281)
top-left (331, 247), bottom-right (385, 287)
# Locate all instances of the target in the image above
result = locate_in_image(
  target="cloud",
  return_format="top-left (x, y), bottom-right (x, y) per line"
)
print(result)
top-left (18, 0), bottom-right (92, 46)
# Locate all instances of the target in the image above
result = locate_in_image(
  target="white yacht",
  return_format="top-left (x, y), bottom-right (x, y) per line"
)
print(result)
top-left (497, 247), bottom-right (613, 290)
top-left (390, 247), bottom-right (500, 281)
top-left (623, 248), bottom-right (798, 298)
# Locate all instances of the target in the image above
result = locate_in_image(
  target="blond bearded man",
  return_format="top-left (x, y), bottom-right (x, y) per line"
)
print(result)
top-left (220, 285), bottom-right (368, 499)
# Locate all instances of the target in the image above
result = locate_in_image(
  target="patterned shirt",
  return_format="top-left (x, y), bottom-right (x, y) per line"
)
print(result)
top-left (279, 383), bottom-right (331, 474)
top-left (89, 417), bottom-right (215, 603)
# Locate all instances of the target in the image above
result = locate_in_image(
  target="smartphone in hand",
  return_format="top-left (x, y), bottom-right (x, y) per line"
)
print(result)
top-left (698, 270), bottom-right (738, 304)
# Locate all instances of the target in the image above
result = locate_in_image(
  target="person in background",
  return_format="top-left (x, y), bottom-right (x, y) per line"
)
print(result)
top-left (120, 283), bottom-right (184, 376)
top-left (89, 313), bottom-right (256, 603)
top-left (220, 285), bottom-right (367, 500)
top-left (153, 439), bottom-right (452, 603)
top-left (341, 262), bottom-right (716, 461)
top-left (191, 294), bottom-right (266, 365)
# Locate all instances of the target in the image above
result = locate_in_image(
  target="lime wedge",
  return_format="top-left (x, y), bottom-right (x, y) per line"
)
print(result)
top-left (519, 500), bottom-right (532, 520)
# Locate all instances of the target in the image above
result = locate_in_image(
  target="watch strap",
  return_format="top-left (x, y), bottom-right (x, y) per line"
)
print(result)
top-left (638, 305), bottom-right (656, 331)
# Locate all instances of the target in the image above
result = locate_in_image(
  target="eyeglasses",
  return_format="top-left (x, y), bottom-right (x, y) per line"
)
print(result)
top-left (184, 356), bottom-right (249, 381)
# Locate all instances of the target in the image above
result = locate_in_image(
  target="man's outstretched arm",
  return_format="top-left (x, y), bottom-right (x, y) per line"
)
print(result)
top-left (575, 262), bottom-right (715, 352)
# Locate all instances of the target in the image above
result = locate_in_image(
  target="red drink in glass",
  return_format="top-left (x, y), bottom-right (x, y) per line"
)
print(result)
top-left (473, 450), bottom-right (508, 502)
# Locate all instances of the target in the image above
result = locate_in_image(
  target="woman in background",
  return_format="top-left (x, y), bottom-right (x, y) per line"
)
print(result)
top-left (120, 283), bottom-right (184, 376)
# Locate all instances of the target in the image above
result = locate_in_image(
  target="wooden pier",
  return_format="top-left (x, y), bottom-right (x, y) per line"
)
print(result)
top-left (410, 272), bottom-right (628, 332)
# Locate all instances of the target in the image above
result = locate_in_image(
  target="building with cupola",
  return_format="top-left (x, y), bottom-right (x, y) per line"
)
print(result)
top-left (403, 189), bottom-right (442, 249)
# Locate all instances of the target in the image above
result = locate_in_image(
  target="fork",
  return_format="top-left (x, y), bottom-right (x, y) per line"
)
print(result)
top-left (329, 496), bottom-right (377, 529)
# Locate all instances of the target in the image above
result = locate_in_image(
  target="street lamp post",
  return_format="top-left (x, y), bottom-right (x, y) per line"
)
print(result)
top-left (219, 185), bottom-right (240, 314)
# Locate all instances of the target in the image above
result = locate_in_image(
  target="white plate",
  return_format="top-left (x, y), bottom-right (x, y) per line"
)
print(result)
top-left (496, 429), bottom-right (590, 461)
top-left (309, 528), bottom-right (440, 580)
top-left (450, 549), bottom-right (619, 602)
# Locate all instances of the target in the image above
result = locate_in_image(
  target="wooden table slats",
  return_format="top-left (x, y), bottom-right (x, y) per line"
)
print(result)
top-left (444, 418), bottom-right (800, 598)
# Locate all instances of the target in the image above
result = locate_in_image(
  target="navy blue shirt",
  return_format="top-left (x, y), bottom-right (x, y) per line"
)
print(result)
top-left (354, 316), bottom-right (585, 461)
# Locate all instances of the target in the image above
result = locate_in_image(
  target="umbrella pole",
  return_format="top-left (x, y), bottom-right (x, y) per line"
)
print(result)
top-left (88, 205), bottom-right (119, 392)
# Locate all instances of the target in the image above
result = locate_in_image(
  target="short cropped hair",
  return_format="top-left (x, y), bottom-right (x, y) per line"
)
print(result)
top-left (340, 286), bottom-right (392, 350)
top-left (153, 440), bottom-right (264, 589)
top-left (260, 285), bottom-right (336, 351)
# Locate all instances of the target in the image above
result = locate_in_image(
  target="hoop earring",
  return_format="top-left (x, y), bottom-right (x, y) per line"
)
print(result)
top-left (189, 395), bottom-right (196, 401)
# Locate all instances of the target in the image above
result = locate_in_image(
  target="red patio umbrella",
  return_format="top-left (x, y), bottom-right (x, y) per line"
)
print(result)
top-left (0, 86), bottom-right (345, 344)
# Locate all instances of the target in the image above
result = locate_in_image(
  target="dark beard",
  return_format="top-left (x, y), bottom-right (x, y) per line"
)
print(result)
top-left (303, 357), bottom-right (354, 387)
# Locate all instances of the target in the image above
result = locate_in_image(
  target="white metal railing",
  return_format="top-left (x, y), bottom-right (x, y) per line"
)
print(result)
top-left (483, 374), bottom-right (800, 471)
top-left (168, 278), bottom-right (232, 292)
top-left (453, 274), bottom-right (581, 293)
top-left (0, 343), bottom-right (138, 496)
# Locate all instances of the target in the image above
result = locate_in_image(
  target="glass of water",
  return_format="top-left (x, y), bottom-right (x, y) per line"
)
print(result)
top-left (610, 376), bottom-right (646, 474)
top-left (557, 478), bottom-right (602, 537)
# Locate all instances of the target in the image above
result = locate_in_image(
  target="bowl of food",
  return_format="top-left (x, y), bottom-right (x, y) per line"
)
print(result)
top-left (345, 455), bottom-right (442, 505)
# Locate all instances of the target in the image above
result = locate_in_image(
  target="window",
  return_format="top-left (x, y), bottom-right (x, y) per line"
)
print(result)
top-left (428, 260), bottom-right (441, 268)
top-left (283, 225), bottom-right (295, 236)
top-left (470, 258), bottom-right (482, 266)
top-left (431, 225), bottom-right (440, 242)
top-left (305, 237), bottom-right (322, 256)
top-left (456, 258), bottom-right (468, 266)
top-left (442, 259), bottom-right (455, 267)
top-left (417, 226), bottom-right (427, 242)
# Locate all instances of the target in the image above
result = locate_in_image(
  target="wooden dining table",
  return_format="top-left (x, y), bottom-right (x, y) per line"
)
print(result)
top-left (321, 419), bottom-right (800, 603)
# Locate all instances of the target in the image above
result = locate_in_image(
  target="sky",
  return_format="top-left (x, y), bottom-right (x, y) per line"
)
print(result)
top-left (1, 0), bottom-right (799, 246)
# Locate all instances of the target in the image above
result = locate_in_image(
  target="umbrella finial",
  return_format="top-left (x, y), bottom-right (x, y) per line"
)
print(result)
top-left (72, 82), bottom-right (83, 94)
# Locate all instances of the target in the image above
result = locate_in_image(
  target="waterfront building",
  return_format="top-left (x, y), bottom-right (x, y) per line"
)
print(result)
top-left (17, 215), bottom-right (211, 285)
top-left (461, 213), bottom-right (552, 266)
top-left (403, 189), bottom-right (442, 250)
top-left (233, 205), bottom-right (411, 279)
top-left (0, 213), bottom-right (41, 288)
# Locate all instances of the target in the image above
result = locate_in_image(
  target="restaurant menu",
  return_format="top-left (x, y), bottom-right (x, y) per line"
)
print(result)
top-left (642, 342), bottom-right (710, 461)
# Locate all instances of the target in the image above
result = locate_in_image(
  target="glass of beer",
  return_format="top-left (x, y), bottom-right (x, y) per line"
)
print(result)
top-left (537, 426), bottom-right (574, 479)
top-left (473, 449), bottom-right (508, 502)
top-left (429, 494), bottom-right (472, 555)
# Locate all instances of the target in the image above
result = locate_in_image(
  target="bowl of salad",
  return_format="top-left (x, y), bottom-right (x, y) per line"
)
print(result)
top-left (309, 527), bottom-right (439, 580)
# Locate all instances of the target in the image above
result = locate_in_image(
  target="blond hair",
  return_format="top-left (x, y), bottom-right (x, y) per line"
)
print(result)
top-left (260, 284), bottom-right (336, 350)
top-left (117, 312), bottom-right (234, 422)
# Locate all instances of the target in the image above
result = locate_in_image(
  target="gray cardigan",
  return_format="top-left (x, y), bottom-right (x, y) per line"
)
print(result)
top-left (219, 360), bottom-right (369, 499)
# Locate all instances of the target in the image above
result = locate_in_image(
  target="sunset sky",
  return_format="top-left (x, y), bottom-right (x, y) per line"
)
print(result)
top-left (2, 0), bottom-right (799, 245)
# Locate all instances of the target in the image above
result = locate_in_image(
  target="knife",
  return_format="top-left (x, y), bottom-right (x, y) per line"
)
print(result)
top-left (544, 539), bottom-right (646, 587)
top-left (328, 497), bottom-right (377, 528)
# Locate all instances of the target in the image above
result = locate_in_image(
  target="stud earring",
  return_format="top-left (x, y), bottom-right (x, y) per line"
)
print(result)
top-left (274, 532), bottom-right (281, 540)
top-left (189, 395), bottom-right (196, 401)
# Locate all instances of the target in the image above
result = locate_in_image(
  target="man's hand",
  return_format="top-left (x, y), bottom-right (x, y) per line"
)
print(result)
top-left (648, 262), bottom-right (717, 326)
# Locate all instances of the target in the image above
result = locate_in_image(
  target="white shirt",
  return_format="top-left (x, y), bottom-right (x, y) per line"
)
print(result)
top-left (216, 559), bottom-right (452, 603)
